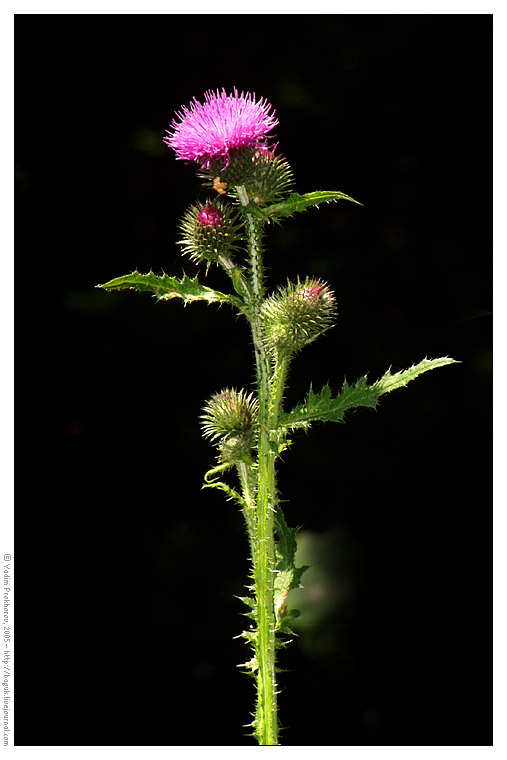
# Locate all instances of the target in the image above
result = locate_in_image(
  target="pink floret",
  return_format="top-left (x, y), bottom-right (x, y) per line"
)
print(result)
top-left (198, 204), bottom-right (223, 229)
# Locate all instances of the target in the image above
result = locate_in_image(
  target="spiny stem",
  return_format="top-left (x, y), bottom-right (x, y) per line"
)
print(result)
top-left (265, 355), bottom-right (291, 563)
top-left (236, 460), bottom-right (257, 562)
top-left (243, 204), bottom-right (279, 745)
top-left (217, 253), bottom-right (251, 301)
top-left (270, 354), bottom-right (291, 426)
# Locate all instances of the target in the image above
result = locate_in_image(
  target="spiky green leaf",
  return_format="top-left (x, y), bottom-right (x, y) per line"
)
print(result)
top-left (202, 478), bottom-right (248, 509)
top-left (262, 190), bottom-right (362, 220)
top-left (280, 357), bottom-right (458, 432)
top-left (371, 356), bottom-right (459, 395)
top-left (274, 507), bottom-right (308, 631)
top-left (97, 270), bottom-right (243, 309)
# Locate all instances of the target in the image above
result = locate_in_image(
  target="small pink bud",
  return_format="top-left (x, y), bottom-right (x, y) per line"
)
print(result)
top-left (198, 203), bottom-right (223, 229)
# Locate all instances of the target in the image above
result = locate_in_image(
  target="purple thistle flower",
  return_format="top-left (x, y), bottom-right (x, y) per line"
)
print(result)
top-left (164, 88), bottom-right (279, 167)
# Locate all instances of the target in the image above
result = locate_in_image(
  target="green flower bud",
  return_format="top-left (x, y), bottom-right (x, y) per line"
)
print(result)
top-left (200, 388), bottom-right (259, 464)
top-left (198, 146), bottom-right (295, 207)
top-left (261, 278), bottom-right (337, 355)
top-left (218, 433), bottom-right (255, 464)
top-left (177, 199), bottom-right (243, 266)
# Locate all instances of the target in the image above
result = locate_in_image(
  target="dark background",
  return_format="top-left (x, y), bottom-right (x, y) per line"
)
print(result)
top-left (15, 14), bottom-right (492, 746)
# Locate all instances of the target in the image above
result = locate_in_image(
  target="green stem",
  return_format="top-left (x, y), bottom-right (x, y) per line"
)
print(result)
top-left (243, 207), bottom-right (279, 745)
top-left (217, 253), bottom-right (251, 301)
top-left (236, 460), bottom-right (257, 563)
top-left (265, 353), bottom-right (291, 549)
top-left (270, 353), bottom-right (291, 426)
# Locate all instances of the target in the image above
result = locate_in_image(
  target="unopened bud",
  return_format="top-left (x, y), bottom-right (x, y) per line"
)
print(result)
top-left (261, 277), bottom-right (337, 355)
top-left (198, 146), bottom-right (294, 206)
top-left (178, 200), bottom-right (242, 265)
top-left (200, 388), bottom-right (259, 464)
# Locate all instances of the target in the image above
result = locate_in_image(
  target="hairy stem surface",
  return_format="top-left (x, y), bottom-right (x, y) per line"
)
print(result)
top-left (244, 209), bottom-right (279, 745)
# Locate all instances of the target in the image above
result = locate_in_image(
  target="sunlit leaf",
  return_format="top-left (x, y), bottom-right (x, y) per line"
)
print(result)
top-left (97, 270), bottom-right (243, 309)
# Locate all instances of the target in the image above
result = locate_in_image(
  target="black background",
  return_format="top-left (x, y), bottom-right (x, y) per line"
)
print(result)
top-left (15, 14), bottom-right (492, 746)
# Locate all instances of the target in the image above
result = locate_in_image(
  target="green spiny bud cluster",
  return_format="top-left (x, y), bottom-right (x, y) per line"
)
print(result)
top-left (198, 147), bottom-right (295, 207)
top-left (261, 277), bottom-right (337, 356)
top-left (201, 388), bottom-right (259, 464)
top-left (177, 199), bottom-right (243, 267)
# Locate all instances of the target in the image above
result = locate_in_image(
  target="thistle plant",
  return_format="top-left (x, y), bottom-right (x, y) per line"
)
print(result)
top-left (98, 87), bottom-right (457, 745)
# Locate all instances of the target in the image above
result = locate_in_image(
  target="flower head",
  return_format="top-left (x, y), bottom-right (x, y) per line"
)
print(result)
top-left (178, 200), bottom-right (242, 266)
top-left (200, 388), bottom-right (259, 464)
top-left (261, 278), bottom-right (337, 355)
top-left (164, 88), bottom-right (279, 167)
